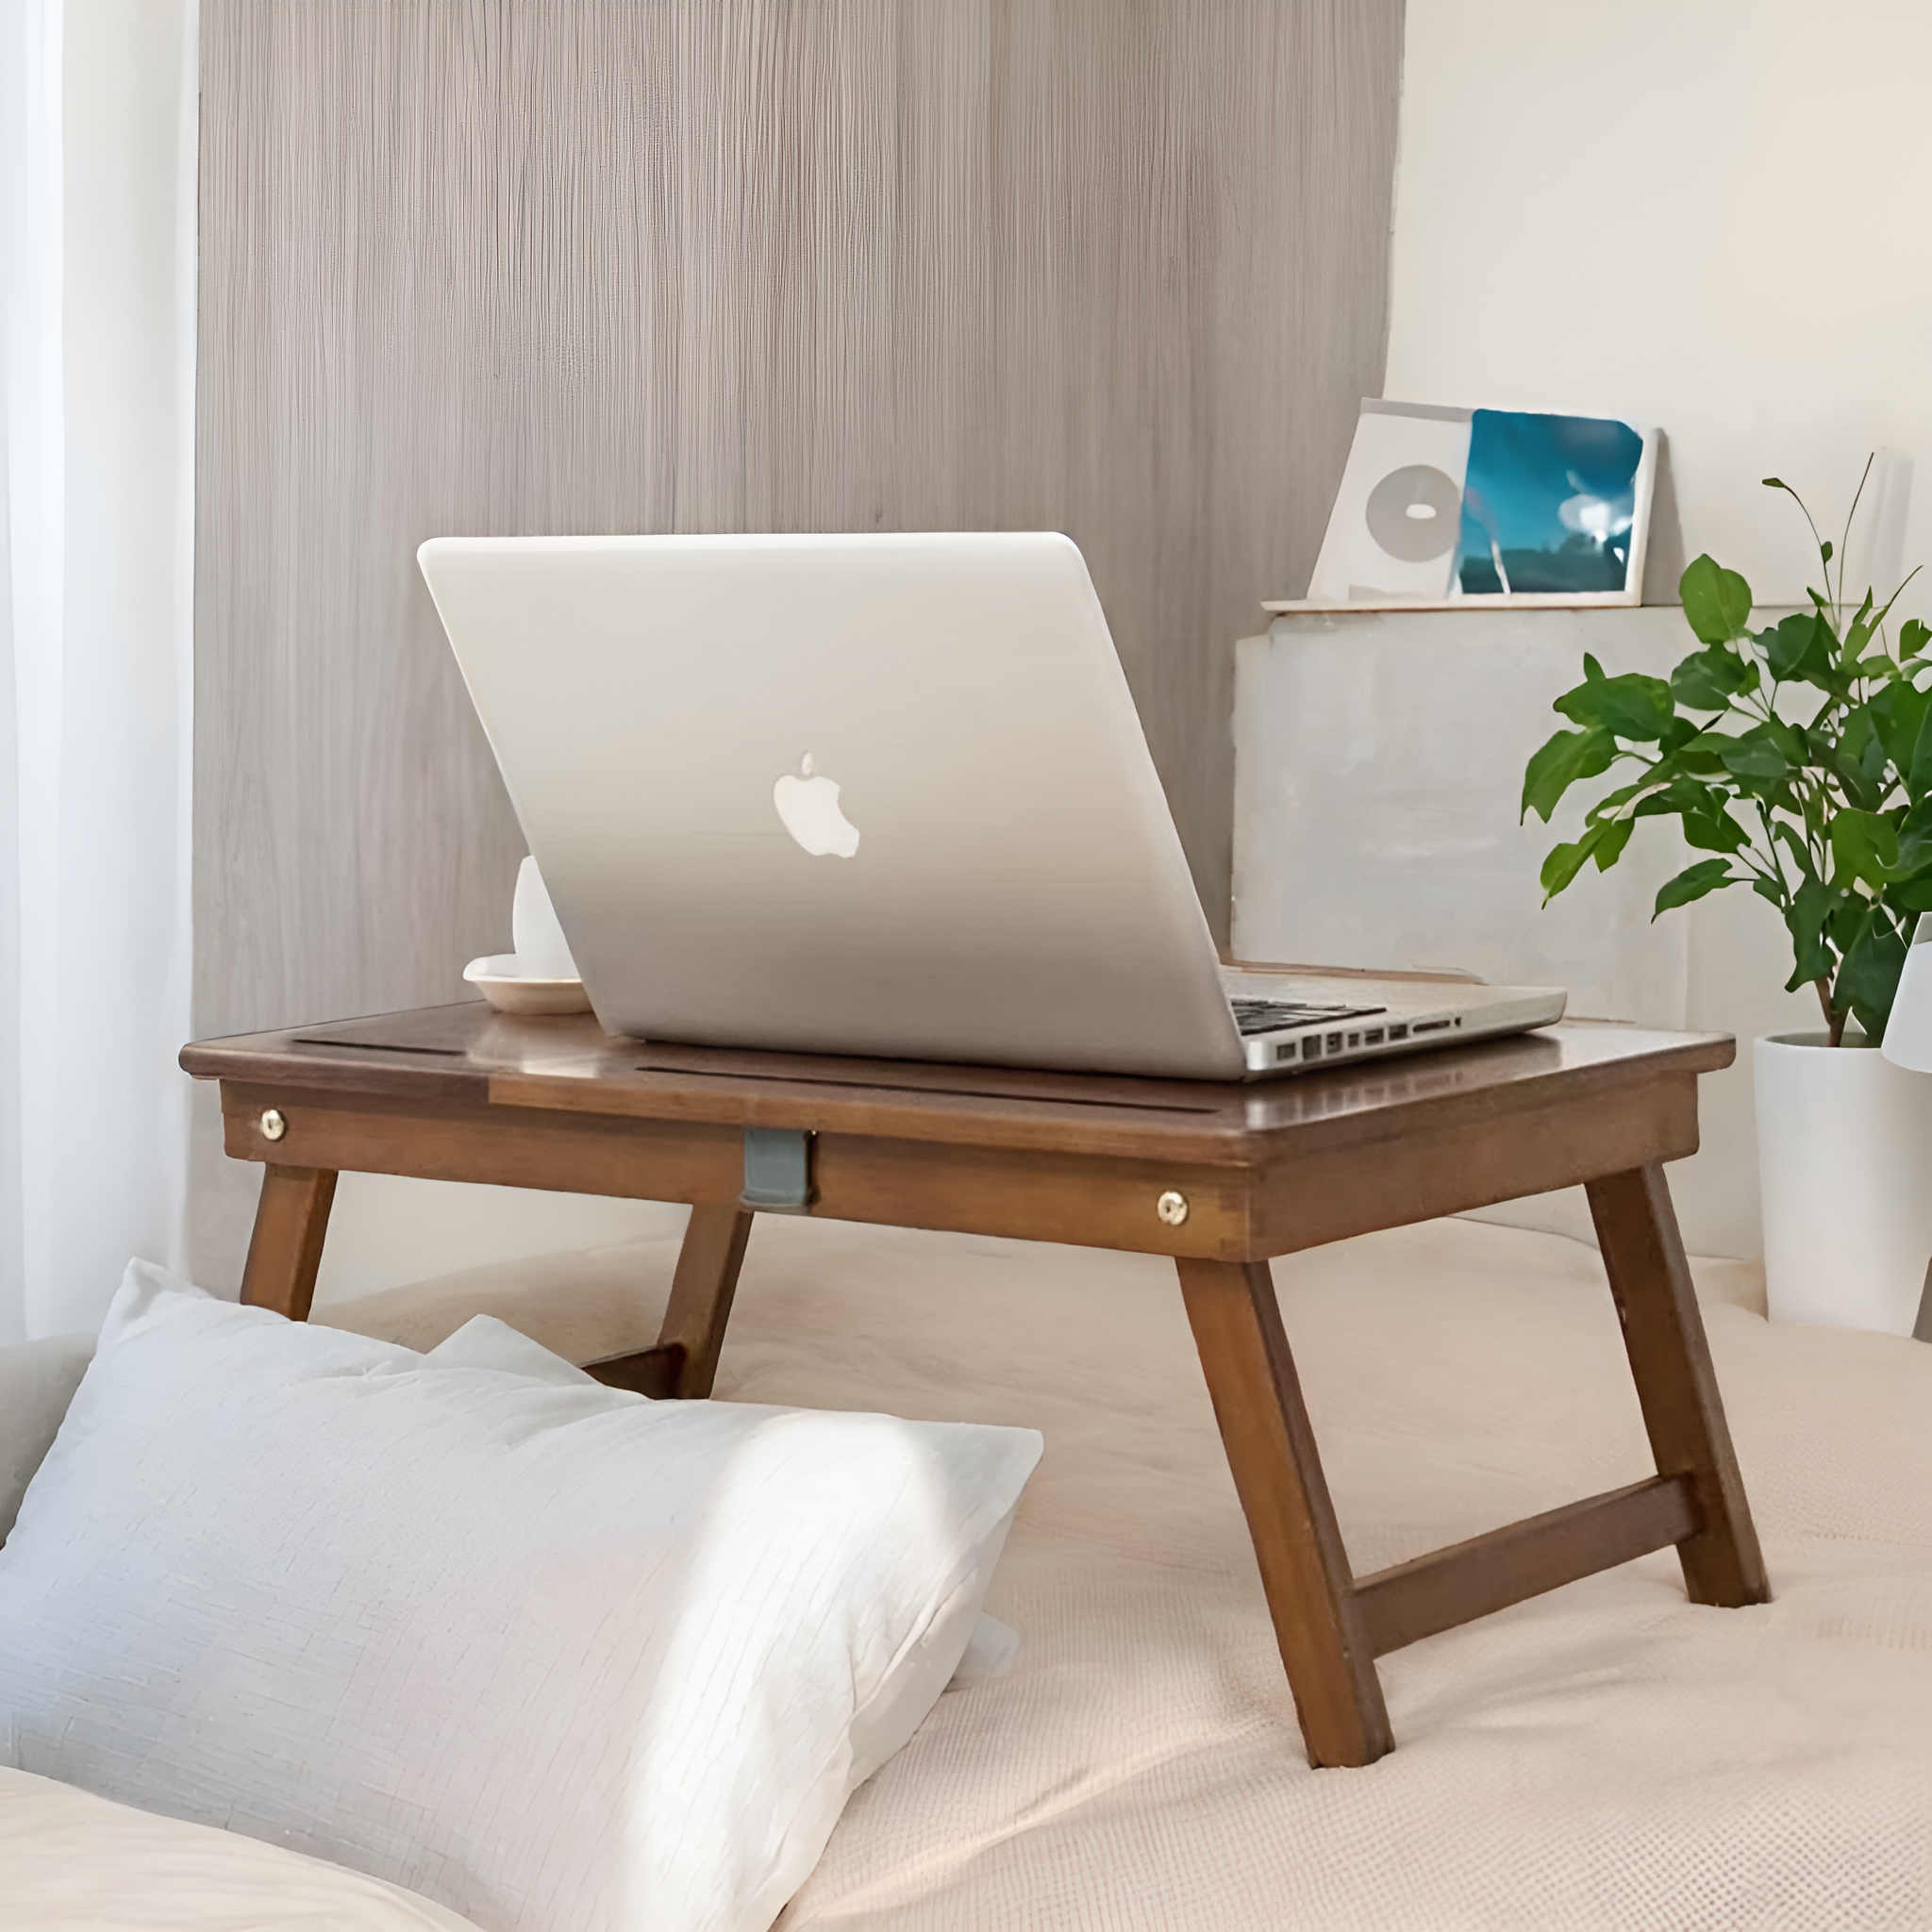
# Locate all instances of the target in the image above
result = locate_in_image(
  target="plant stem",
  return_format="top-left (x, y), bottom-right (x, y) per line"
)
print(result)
top-left (1814, 975), bottom-right (1847, 1046)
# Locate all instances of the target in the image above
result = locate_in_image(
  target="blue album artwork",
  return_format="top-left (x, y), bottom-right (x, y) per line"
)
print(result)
top-left (1455, 410), bottom-right (1645, 595)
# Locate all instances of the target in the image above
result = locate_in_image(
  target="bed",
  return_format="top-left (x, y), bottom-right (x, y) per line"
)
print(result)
top-left (6, 1211), bottom-right (1931, 1929)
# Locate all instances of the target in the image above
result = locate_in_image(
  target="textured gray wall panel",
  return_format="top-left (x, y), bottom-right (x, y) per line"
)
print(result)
top-left (195, 0), bottom-right (1403, 1042)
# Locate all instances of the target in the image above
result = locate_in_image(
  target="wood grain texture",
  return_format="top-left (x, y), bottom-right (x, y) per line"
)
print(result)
top-left (215, 1079), bottom-right (750, 1206)
top-left (193, 0), bottom-right (1405, 1055)
top-left (1177, 1256), bottom-right (1391, 1767)
top-left (1354, 1474), bottom-right (1699, 1658)
top-left (239, 1165), bottom-right (339, 1319)
top-left (1586, 1164), bottom-right (1772, 1609)
top-left (582, 1343), bottom-right (687, 1400)
top-left (184, 1006), bottom-right (1737, 1171)
top-left (649, 1202), bottom-right (756, 1397)
top-left (189, 1013), bottom-right (1734, 1263)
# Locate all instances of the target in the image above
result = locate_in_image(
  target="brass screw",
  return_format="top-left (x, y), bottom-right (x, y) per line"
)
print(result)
top-left (259, 1108), bottom-right (288, 1142)
top-left (1156, 1189), bottom-right (1189, 1226)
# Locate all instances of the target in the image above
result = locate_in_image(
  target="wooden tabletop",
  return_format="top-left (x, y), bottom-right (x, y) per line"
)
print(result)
top-left (181, 1004), bottom-right (1735, 1170)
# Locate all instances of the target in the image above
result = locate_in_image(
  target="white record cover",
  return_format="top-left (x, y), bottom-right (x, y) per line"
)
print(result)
top-left (1307, 400), bottom-right (1473, 604)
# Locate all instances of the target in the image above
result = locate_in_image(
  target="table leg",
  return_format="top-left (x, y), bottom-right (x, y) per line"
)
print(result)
top-left (585, 1204), bottom-right (756, 1400)
top-left (656, 1204), bottom-right (756, 1397)
top-left (240, 1164), bottom-right (339, 1321)
top-left (1586, 1162), bottom-right (1771, 1608)
top-left (1177, 1256), bottom-right (1392, 1768)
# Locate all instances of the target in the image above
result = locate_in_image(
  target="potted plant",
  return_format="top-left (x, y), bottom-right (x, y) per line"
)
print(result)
top-left (1522, 466), bottom-right (1932, 1331)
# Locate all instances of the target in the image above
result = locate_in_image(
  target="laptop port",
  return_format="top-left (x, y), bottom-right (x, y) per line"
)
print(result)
top-left (1363, 1027), bottom-right (1385, 1045)
top-left (1276, 1041), bottom-right (1296, 1061)
top-left (1301, 1037), bottom-right (1322, 1060)
top-left (1347, 1031), bottom-right (1360, 1048)
top-left (1389, 1024), bottom-right (1409, 1041)
top-left (1411, 1019), bottom-right (1452, 1034)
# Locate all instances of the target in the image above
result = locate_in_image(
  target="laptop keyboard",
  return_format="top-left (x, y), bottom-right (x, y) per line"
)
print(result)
top-left (1230, 997), bottom-right (1388, 1038)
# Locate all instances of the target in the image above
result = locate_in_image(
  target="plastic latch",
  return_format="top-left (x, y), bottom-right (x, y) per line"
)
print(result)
top-left (740, 1127), bottom-right (814, 1212)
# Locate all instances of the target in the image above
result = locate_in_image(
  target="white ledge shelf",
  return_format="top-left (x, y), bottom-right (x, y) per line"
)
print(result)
top-left (1259, 593), bottom-right (1648, 614)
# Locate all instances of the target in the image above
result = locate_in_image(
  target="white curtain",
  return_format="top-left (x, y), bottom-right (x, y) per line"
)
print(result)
top-left (0, 0), bottom-right (196, 1341)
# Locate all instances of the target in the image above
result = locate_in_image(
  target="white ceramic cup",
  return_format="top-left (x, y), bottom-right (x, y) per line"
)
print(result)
top-left (510, 856), bottom-right (580, 981)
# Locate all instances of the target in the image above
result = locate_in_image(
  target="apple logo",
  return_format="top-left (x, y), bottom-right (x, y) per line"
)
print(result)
top-left (773, 753), bottom-right (860, 858)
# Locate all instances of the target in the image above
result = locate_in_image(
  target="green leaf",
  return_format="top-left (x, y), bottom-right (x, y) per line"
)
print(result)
top-left (1522, 724), bottom-right (1617, 824)
top-left (1772, 820), bottom-right (1825, 890)
top-left (1861, 716), bottom-right (1892, 791)
top-left (1538, 815), bottom-right (1630, 901)
top-left (1670, 643), bottom-right (1757, 713)
top-left (1719, 723), bottom-right (1798, 782)
top-left (1829, 893), bottom-right (1874, 951)
top-left (1901, 617), bottom-right (1931, 659)
top-left (1539, 838), bottom-right (1591, 900)
top-left (1836, 907), bottom-right (1908, 1041)
top-left (1631, 776), bottom-right (1717, 819)
top-left (1679, 554), bottom-right (1754, 645)
top-left (1671, 729), bottom-right (1735, 776)
top-left (1757, 610), bottom-right (1836, 688)
top-left (1591, 817), bottom-right (1634, 871)
top-left (1891, 796), bottom-right (1932, 875)
top-left (1842, 588), bottom-right (1879, 667)
top-left (1684, 807), bottom-right (1751, 853)
top-left (1831, 741), bottom-right (1884, 811)
top-left (1782, 876), bottom-right (1837, 990)
top-left (1867, 681), bottom-right (1930, 776)
top-left (1624, 776), bottom-right (1752, 857)
top-left (1839, 701), bottom-right (1880, 766)
top-left (1907, 702), bottom-right (1932, 801)
top-left (1830, 808), bottom-right (1900, 890)
top-left (1653, 857), bottom-right (1734, 916)
top-left (1554, 669), bottom-right (1676, 742)
top-left (1584, 778), bottom-right (1651, 817)
top-left (1828, 703), bottom-right (1887, 808)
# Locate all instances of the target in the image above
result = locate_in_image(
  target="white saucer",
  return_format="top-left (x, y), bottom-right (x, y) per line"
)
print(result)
top-left (463, 953), bottom-right (593, 1016)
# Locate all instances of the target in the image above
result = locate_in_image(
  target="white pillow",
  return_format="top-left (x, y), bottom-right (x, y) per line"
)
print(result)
top-left (424, 1315), bottom-right (1025, 1711)
top-left (0, 1263), bottom-right (1041, 1932)
top-left (432, 1310), bottom-right (1032, 1750)
top-left (425, 1311), bottom-right (602, 1384)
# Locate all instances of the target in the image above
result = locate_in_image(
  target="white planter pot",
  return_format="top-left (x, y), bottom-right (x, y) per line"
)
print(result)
top-left (1755, 1031), bottom-right (1932, 1333)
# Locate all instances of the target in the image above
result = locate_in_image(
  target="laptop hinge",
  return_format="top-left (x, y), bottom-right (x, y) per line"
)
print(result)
top-left (740, 1127), bottom-right (815, 1212)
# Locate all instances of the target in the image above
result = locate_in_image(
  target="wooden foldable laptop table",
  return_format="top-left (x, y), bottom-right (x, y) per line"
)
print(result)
top-left (179, 1004), bottom-right (1768, 1768)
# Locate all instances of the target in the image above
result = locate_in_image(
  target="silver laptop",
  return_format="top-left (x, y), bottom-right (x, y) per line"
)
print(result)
top-left (418, 532), bottom-right (1564, 1081)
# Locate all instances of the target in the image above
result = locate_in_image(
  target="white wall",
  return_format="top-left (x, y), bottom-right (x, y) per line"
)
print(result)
top-left (1355, 0), bottom-right (1932, 1257)
top-left (1388, 0), bottom-right (1932, 614)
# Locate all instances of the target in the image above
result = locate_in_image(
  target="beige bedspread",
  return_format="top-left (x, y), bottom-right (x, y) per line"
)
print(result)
top-left (324, 1212), bottom-right (1932, 1931)
top-left (0, 1763), bottom-right (483, 1930)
